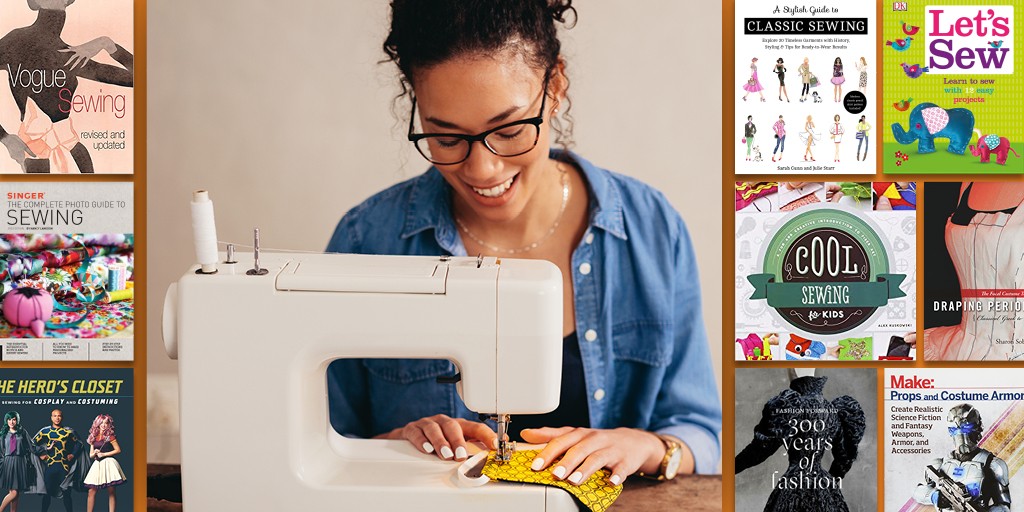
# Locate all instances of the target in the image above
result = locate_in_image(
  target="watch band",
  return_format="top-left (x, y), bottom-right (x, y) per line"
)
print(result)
top-left (637, 434), bottom-right (681, 481)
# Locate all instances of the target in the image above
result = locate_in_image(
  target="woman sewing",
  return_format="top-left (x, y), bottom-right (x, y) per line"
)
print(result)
top-left (326, 0), bottom-right (721, 487)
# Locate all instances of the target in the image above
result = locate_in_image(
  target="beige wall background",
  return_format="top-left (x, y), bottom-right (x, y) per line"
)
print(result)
top-left (147, 0), bottom-right (723, 463)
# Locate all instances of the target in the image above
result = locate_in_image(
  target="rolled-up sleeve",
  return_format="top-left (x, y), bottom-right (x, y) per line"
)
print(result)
top-left (652, 216), bottom-right (722, 474)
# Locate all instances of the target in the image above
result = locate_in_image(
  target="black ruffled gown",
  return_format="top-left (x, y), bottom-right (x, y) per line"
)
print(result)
top-left (735, 376), bottom-right (866, 512)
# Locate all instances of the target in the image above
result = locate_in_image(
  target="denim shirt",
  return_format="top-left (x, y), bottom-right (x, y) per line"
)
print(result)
top-left (325, 151), bottom-right (722, 473)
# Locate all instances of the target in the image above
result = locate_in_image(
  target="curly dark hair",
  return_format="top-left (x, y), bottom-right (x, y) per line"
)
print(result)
top-left (383, 0), bottom-right (577, 148)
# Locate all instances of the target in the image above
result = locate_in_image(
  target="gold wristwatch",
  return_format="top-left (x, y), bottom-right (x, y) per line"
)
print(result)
top-left (638, 434), bottom-right (683, 481)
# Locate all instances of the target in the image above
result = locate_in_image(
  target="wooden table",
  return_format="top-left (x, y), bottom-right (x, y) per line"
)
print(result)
top-left (148, 465), bottom-right (721, 511)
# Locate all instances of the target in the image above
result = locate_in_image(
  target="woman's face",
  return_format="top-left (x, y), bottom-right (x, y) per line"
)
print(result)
top-left (100, 417), bottom-right (110, 430)
top-left (412, 53), bottom-right (558, 224)
top-left (6, 418), bottom-right (16, 429)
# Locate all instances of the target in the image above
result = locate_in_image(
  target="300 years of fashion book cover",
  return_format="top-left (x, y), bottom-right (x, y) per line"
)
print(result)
top-left (735, 182), bottom-right (917, 361)
top-left (1, 182), bottom-right (133, 361)
top-left (0, 0), bottom-right (134, 174)
top-left (734, 368), bottom-right (876, 512)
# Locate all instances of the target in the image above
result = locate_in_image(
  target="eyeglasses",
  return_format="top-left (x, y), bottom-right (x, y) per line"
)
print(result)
top-left (407, 76), bottom-right (548, 165)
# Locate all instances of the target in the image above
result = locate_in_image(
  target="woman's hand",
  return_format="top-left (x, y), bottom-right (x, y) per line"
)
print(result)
top-left (521, 427), bottom-right (667, 486)
top-left (59, 37), bottom-right (116, 70)
top-left (0, 133), bottom-right (35, 167)
top-left (379, 414), bottom-right (497, 462)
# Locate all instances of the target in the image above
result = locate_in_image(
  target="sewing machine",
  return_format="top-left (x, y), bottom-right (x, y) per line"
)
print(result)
top-left (162, 237), bottom-right (577, 510)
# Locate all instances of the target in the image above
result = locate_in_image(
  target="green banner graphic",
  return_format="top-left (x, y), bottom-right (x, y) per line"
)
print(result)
top-left (748, 273), bottom-right (907, 308)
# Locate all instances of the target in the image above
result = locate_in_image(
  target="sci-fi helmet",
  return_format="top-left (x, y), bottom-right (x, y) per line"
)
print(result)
top-left (947, 404), bottom-right (983, 456)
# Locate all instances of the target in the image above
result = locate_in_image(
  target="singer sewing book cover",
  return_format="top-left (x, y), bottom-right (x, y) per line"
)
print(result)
top-left (0, 182), bottom-right (133, 361)
top-left (733, 0), bottom-right (877, 174)
top-left (882, 1), bottom-right (1023, 174)
top-left (0, 368), bottom-right (134, 509)
top-left (734, 368), bottom-right (877, 512)
top-left (734, 182), bottom-right (917, 361)
top-left (884, 368), bottom-right (1023, 511)
top-left (922, 182), bottom-right (1024, 361)
top-left (0, 0), bottom-right (134, 174)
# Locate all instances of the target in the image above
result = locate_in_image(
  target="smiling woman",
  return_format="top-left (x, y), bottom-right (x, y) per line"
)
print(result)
top-left (325, 0), bottom-right (721, 488)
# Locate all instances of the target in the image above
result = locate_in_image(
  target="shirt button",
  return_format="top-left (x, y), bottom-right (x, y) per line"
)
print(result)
top-left (584, 329), bottom-right (598, 342)
top-left (585, 232), bottom-right (594, 244)
top-left (593, 389), bottom-right (605, 401)
top-left (579, 262), bottom-right (592, 275)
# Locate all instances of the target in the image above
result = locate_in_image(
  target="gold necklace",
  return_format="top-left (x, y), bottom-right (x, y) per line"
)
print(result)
top-left (455, 170), bottom-right (570, 255)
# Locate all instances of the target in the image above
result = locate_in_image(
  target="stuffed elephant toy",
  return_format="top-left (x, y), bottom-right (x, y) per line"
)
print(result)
top-left (891, 102), bottom-right (975, 155)
top-left (970, 129), bottom-right (1021, 165)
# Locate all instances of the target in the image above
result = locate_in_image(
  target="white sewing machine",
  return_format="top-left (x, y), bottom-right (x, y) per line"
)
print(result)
top-left (163, 224), bottom-right (577, 510)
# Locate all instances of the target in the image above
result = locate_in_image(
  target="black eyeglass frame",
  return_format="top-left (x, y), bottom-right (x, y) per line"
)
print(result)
top-left (407, 75), bottom-right (550, 165)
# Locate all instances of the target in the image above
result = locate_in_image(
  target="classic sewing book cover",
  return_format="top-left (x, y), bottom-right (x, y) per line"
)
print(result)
top-left (1, 182), bottom-right (133, 361)
top-left (0, 0), bottom-right (134, 174)
top-left (882, 1), bottom-right (1023, 174)
top-left (734, 182), bottom-right (916, 361)
top-left (884, 368), bottom-right (1023, 511)
top-left (922, 182), bottom-right (1024, 361)
top-left (734, 0), bottom-right (877, 174)
top-left (0, 368), bottom-right (134, 509)
top-left (734, 368), bottom-right (877, 512)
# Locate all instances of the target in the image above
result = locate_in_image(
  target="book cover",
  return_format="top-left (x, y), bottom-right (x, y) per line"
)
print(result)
top-left (1, 182), bottom-right (133, 360)
top-left (734, 0), bottom-right (877, 174)
top-left (735, 182), bottom-right (917, 361)
top-left (884, 368), bottom-right (1022, 511)
top-left (922, 181), bottom-right (1024, 360)
top-left (0, 368), bottom-right (133, 510)
top-left (882, 1), bottom-right (1022, 174)
top-left (734, 368), bottom-right (877, 512)
top-left (0, 0), bottom-right (134, 174)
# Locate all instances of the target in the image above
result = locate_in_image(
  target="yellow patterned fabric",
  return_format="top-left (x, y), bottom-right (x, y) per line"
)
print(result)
top-left (481, 449), bottom-right (622, 512)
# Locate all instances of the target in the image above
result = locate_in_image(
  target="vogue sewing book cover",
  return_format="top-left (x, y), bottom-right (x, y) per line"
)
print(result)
top-left (734, 367), bottom-right (877, 512)
top-left (884, 368), bottom-right (1023, 512)
top-left (0, 368), bottom-right (134, 510)
top-left (922, 181), bottom-right (1024, 361)
top-left (0, 182), bottom-right (133, 361)
top-left (733, 0), bottom-right (877, 174)
top-left (0, 0), bottom-right (134, 174)
top-left (881, 0), bottom-right (1022, 174)
top-left (734, 182), bottom-right (917, 361)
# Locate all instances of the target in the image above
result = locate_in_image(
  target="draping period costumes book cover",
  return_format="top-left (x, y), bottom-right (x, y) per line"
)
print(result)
top-left (0, 0), bottom-right (134, 174)
top-left (923, 182), bottom-right (1024, 361)
top-left (734, 0), bottom-right (877, 174)
top-left (0, 182), bottom-right (133, 361)
top-left (0, 368), bottom-right (133, 511)
top-left (734, 182), bottom-right (917, 361)
top-left (734, 368), bottom-right (876, 512)
top-left (882, 1), bottom-right (1022, 174)
top-left (884, 368), bottom-right (1022, 512)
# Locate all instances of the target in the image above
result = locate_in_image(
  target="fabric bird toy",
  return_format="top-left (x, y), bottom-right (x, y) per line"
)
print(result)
top-left (989, 40), bottom-right (1003, 48)
top-left (901, 63), bottom-right (929, 78)
top-left (887, 37), bottom-right (913, 51)
top-left (901, 21), bottom-right (920, 35)
top-left (893, 98), bottom-right (913, 111)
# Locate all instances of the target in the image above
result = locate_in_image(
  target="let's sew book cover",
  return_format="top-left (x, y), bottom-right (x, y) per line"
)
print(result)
top-left (882, 1), bottom-right (1023, 174)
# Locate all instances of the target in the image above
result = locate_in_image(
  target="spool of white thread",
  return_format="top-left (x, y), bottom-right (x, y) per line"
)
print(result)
top-left (191, 190), bottom-right (219, 273)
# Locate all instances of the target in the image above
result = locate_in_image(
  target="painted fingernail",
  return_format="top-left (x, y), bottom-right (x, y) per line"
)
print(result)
top-left (455, 446), bottom-right (467, 460)
top-left (422, 442), bottom-right (434, 454)
top-left (568, 472), bottom-right (583, 485)
top-left (552, 466), bottom-right (566, 479)
top-left (609, 474), bottom-right (622, 486)
top-left (531, 458), bottom-right (544, 471)
top-left (440, 446), bottom-right (454, 459)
